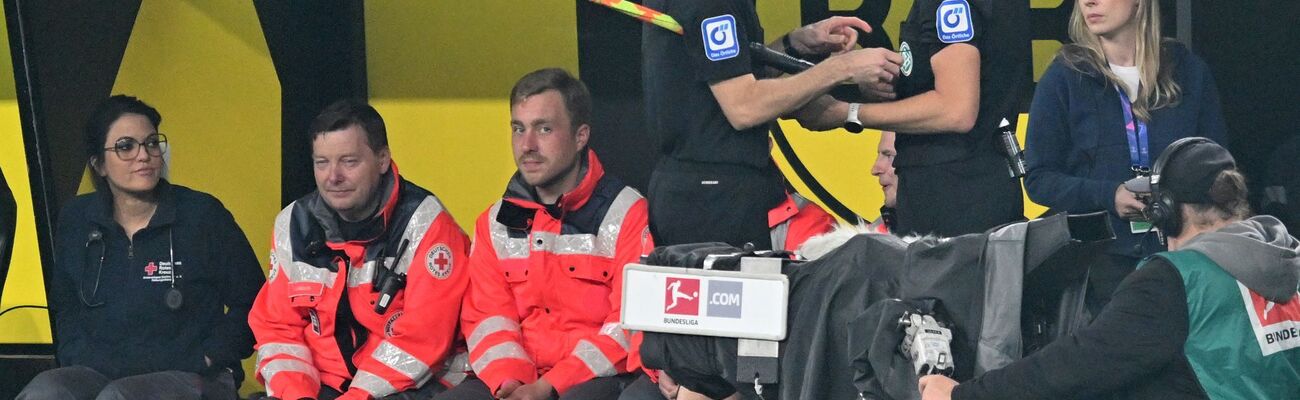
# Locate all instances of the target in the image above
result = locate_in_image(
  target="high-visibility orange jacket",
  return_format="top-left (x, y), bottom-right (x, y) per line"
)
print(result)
top-left (461, 151), bottom-right (651, 394)
top-left (249, 164), bottom-right (470, 400)
top-left (768, 192), bottom-right (836, 252)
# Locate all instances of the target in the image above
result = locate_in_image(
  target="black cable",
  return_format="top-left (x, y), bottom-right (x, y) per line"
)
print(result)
top-left (0, 304), bottom-right (47, 319)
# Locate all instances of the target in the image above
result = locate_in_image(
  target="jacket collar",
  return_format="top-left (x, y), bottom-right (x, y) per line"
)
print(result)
top-left (86, 178), bottom-right (178, 230)
top-left (502, 149), bottom-right (603, 216)
top-left (307, 161), bottom-right (403, 244)
top-left (768, 193), bottom-right (799, 228)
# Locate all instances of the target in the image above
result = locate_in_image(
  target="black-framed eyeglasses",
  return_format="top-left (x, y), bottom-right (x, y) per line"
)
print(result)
top-left (103, 133), bottom-right (168, 161)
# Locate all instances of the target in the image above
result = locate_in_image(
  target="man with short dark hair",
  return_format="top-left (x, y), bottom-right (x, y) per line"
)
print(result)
top-left (920, 138), bottom-right (1300, 399)
top-left (440, 68), bottom-right (650, 400)
top-left (250, 100), bottom-right (471, 400)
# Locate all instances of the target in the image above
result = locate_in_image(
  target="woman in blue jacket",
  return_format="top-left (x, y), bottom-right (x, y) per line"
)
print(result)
top-left (18, 95), bottom-right (265, 400)
top-left (1024, 0), bottom-right (1226, 313)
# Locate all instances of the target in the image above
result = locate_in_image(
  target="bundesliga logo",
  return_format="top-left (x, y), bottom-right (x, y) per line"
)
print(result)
top-left (664, 278), bottom-right (700, 316)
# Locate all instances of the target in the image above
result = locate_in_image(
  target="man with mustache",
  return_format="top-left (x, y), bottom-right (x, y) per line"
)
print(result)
top-left (249, 100), bottom-right (471, 400)
top-left (439, 69), bottom-right (651, 400)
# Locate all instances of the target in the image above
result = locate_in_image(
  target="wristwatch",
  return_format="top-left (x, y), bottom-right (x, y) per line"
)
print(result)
top-left (844, 102), bottom-right (864, 133)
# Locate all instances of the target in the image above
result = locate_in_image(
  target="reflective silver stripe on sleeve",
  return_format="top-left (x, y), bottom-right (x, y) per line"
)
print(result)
top-left (372, 341), bottom-right (432, 383)
top-left (572, 339), bottom-right (617, 377)
top-left (441, 370), bottom-right (467, 386)
top-left (257, 342), bottom-right (312, 364)
top-left (393, 196), bottom-right (445, 274)
top-left (261, 358), bottom-right (319, 397)
top-left (439, 351), bottom-right (471, 386)
top-left (599, 322), bottom-right (631, 351)
top-left (349, 370), bottom-right (398, 398)
top-left (272, 205), bottom-right (296, 281)
top-left (488, 202), bottom-right (531, 260)
top-left (467, 316), bottom-right (521, 351)
top-left (470, 341), bottom-right (532, 374)
top-left (592, 188), bottom-right (643, 258)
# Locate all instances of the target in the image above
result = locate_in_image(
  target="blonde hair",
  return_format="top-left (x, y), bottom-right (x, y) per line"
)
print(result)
top-left (1058, 0), bottom-right (1181, 121)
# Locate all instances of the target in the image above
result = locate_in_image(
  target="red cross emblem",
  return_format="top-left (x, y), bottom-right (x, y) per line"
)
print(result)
top-left (427, 244), bottom-right (454, 280)
top-left (144, 262), bottom-right (158, 276)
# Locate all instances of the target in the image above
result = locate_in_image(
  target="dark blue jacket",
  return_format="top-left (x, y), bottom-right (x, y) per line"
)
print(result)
top-left (50, 181), bottom-right (264, 383)
top-left (1024, 42), bottom-right (1227, 258)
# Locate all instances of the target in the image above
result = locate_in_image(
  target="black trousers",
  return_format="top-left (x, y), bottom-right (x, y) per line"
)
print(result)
top-left (895, 155), bottom-right (1024, 237)
top-left (433, 375), bottom-right (637, 400)
top-left (618, 373), bottom-right (771, 400)
top-left (17, 366), bottom-right (237, 400)
top-left (648, 159), bottom-right (785, 250)
top-left (318, 380), bottom-right (445, 400)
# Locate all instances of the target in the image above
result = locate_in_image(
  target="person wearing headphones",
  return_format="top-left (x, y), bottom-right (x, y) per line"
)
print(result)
top-left (18, 95), bottom-right (265, 399)
top-left (919, 138), bottom-right (1300, 399)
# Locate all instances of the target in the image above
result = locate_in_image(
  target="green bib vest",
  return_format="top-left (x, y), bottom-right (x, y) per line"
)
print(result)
top-left (1144, 250), bottom-right (1300, 399)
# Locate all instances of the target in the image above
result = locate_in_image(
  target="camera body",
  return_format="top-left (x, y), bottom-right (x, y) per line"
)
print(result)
top-left (899, 311), bottom-right (955, 377)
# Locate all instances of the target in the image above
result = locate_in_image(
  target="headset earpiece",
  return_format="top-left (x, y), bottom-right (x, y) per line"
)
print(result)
top-left (1148, 137), bottom-right (1212, 237)
top-left (1148, 190), bottom-right (1182, 236)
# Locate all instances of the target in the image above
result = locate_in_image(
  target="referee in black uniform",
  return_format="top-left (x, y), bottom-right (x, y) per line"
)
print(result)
top-left (795, 0), bottom-right (1029, 237)
top-left (642, 0), bottom-right (900, 251)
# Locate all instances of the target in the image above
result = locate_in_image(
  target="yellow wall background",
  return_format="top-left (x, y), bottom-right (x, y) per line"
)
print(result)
top-left (109, 1), bottom-right (280, 394)
top-left (366, 2), bottom-right (580, 227)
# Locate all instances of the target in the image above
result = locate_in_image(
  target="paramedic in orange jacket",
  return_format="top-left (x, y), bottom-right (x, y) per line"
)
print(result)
top-left (769, 192), bottom-right (837, 253)
top-left (439, 69), bottom-right (651, 400)
top-left (249, 100), bottom-right (471, 400)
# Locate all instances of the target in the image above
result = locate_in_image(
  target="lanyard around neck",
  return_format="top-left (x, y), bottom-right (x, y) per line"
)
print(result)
top-left (1117, 88), bottom-right (1150, 174)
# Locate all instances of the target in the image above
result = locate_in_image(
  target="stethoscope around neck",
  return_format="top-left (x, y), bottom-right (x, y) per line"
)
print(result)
top-left (79, 227), bottom-right (184, 311)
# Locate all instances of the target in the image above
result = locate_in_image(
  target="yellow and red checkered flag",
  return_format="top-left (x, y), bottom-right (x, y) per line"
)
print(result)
top-left (588, 0), bottom-right (683, 35)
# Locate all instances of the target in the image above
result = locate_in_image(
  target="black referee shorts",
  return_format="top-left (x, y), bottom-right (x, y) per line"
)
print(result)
top-left (648, 159), bottom-right (785, 250)
top-left (895, 155), bottom-right (1024, 237)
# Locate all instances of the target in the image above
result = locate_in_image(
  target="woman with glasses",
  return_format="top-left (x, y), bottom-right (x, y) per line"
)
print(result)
top-left (18, 95), bottom-right (265, 400)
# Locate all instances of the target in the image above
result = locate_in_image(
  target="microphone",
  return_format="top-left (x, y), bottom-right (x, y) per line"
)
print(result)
top-left (998, 118), bottom-right (1027, 178)
top-left (87, 230), bottom-right (103, 247)
top-left (374, 239), bottom-right (410, 314)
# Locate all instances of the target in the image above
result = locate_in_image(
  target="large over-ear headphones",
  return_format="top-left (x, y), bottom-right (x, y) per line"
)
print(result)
top-left (1146, 137), bottom-right (1214, 237)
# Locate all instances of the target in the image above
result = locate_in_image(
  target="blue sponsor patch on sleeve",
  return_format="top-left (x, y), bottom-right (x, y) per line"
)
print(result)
top-left (701, 14), bottom-right (740, 61)
top-left (936, 0), bottom-right (975, 44)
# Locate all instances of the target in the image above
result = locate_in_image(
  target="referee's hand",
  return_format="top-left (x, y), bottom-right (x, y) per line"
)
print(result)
top-left (835, 48), bottom-right (901, 100)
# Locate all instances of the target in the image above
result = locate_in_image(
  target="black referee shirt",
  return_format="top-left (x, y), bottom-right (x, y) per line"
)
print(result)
top-left (642, 0), bottom-right (771, 170)
top-left (893, 0), bottom-right (1030, 167)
